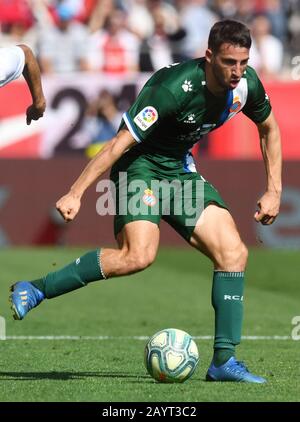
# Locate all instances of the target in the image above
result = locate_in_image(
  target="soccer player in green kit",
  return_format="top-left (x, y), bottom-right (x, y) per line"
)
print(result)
top-left (10, 20), bottom-right (282, 383)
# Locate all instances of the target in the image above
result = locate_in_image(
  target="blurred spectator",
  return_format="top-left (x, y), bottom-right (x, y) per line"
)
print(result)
top-left (0, 0), bottom-right (34, 29)
top-left (27, 0), bottom-right (54, 30)
top-left (0, 20), bottom-right (38, 52)
top-left (26, 0), bottom-right (96, 27)
top-left (126, 0), bottom-right (179, 41)
top-left (126, 0), bottom-right (156, 39)
top-left (84, 89), bottom-right (123, 158)
top-left (249, 14), bottom-right (283, 78)
top-left (88, 8), bottom-right (140, 74)
top-left (287, 0), bottom-right (300, 57)
top-left (88, 0), bottom-right (115, 32)
top-left (0, 0), bottom-right (296, 78)
top-left (0, 0), bottom-right (37, 51)
top-left (146, 0), bottom-right (180, 34)
top-left (210, 0), bottom-right (237, 18)
top-left (139, 5), bottom-right (186, 71)
top-left (233, 0), bottom-right (256, 25)
top-left (77, 0), bottom-right (100, 23)
top-left (177, 0), bottom-right (217, 59)
top-left (38, 2), bottom-right (90, 73)
top-left (261, 0), bottom-right (287, 41)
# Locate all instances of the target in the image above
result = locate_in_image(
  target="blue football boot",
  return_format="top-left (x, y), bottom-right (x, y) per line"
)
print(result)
top-left (206, 356), bottom-right (267, 383)
top-left (9, 281), bottom-right (45, 320)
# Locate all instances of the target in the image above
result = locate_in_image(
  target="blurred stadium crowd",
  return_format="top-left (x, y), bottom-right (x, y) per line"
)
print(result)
top-left (0, 0), bottom-right (299, 80)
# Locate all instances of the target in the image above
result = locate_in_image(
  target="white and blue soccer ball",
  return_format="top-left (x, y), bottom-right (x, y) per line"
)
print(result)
top-left (144, 328), bottom-right (199, 383)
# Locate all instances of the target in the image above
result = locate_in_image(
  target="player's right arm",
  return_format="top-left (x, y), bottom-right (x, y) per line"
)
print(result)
top-left (18, 44), bottom-right (46, 125)
top-left (57, 71), bottom-right (178, 222)
top-left (242, 67), bottom-right (282, 225)
top-left (56, 129), bottom-right (136, 221)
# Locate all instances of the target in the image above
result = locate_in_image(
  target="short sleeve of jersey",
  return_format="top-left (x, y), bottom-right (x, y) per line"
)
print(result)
top-left (120, 84), bottom-right (178, 143)
top-left (242, 67), bottom-right (271, 124)
top-left (0, 46), bottom-right (25, 88)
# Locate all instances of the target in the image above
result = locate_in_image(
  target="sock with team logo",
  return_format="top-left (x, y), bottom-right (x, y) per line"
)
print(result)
top-left (31, 249), bottom-right (106, 298)
top-left (212, 271), bottom-right (245, 366)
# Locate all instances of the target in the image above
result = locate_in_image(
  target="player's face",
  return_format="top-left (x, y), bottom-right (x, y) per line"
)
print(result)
top-left (207, 43), bottom-right (249, 90)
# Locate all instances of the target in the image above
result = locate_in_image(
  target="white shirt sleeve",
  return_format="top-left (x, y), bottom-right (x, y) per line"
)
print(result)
top-left (0, 46), bottom-right (25, 88)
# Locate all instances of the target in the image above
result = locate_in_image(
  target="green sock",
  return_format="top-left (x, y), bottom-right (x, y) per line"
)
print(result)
top-left (212, 271), bottom-right (245, 366)
top-left (213, 348), bottom-right (234, 367)
top-left (31, 249), bottom-right (105, 299)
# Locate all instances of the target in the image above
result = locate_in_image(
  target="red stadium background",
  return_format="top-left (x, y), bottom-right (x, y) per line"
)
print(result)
top-left (0, 158), bottom-right (299, 248)
top-left (0, 77), bottom-right (300, 248)
top-left (1, 76), bottom-right (300, 159)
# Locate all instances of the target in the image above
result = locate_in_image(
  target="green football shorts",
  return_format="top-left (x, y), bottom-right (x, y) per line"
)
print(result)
top-left (110, 151), bottom-right (228, 242)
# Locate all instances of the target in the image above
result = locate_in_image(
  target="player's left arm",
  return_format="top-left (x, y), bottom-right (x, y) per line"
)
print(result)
top-left (254, 111), bottom-right (282, 225)
top-left (18, 44), bottom-right (46, 125)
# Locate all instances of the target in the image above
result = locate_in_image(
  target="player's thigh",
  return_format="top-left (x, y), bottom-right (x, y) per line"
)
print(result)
top-left (163, 173), bottom-right (228, 245)
top-left (189, 204), bottom-right (246, 264)
top-left (116, 220), bottom-right (160, 262)
top-left (114, 198), bottom-right (161, 255)
top-left (111, 155), bottom-right (162, 244)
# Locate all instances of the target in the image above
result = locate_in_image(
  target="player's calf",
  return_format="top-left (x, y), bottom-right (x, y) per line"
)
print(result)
top-left (8, 247), bottom-right (156, 320)
top-left (101, 247), bottom-right (157, 277)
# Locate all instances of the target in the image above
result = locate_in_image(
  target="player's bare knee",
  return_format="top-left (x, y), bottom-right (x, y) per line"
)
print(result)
top-left (240, 242), bottom-right (248, 267)
top-left (216, 241), bottom-right (248, 271)
top-left (126, 251), bottom-right (155, 273)
top-left (135, 251), bottom-right (156, 271)
top-left (232, 241), bottom-right (248, 269)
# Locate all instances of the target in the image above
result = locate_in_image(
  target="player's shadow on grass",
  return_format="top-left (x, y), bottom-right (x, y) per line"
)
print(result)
top-left (0, 371), bottom-right (149, 381)
top-left (0, 371), bottom-right (203, 384)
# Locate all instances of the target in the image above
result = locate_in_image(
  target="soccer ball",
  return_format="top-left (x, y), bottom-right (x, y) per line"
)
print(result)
top-left (144, 328), bottom-right (199, 383)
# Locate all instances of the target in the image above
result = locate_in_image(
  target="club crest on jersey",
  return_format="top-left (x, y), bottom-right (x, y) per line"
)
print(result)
top-left (134, 106), bottom-right (158, 131)
top-left (142, 189), bottom-right (157, 207)
top-left (229, 96), bottom-right (242, 113)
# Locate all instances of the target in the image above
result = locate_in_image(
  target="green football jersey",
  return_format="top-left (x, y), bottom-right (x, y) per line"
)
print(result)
top-left (121, 58), bottom-right (271, 159)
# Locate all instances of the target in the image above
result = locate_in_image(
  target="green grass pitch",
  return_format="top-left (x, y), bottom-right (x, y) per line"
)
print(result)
top-left (0, 247), bottom-right (299, 402)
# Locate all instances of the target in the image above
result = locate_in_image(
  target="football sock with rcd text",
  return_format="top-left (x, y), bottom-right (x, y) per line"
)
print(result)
top-left (212, 271), bottom-right (245, 366)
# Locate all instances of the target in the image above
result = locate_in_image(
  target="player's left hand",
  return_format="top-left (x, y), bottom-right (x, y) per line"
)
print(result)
top-left (26, 99), bottom-right (46, 125)
top-left (254, 191), bottom-right (281, 225)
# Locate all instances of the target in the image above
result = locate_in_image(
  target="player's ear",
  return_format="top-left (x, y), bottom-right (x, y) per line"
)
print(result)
top-left (205, 48), bottom-right (213, 64)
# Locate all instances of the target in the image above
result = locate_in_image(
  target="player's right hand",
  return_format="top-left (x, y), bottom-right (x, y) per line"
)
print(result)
top-left (254, 190), bottom-right (281, 225)
top-left (56, 192), bottom-right (81, 222)
top-left (26, 98), bottom-right (46, 125)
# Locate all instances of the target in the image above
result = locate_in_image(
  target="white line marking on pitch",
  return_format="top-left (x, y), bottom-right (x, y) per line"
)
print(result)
top-left (3, 335), bottom-right (293, 341)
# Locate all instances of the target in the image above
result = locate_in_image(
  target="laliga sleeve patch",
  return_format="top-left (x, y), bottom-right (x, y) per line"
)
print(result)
top-left (133, 106), bottom-right (158, 131)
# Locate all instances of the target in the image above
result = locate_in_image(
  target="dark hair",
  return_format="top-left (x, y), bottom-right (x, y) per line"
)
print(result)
top-left (208, 20), bottom-right (251, 53)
